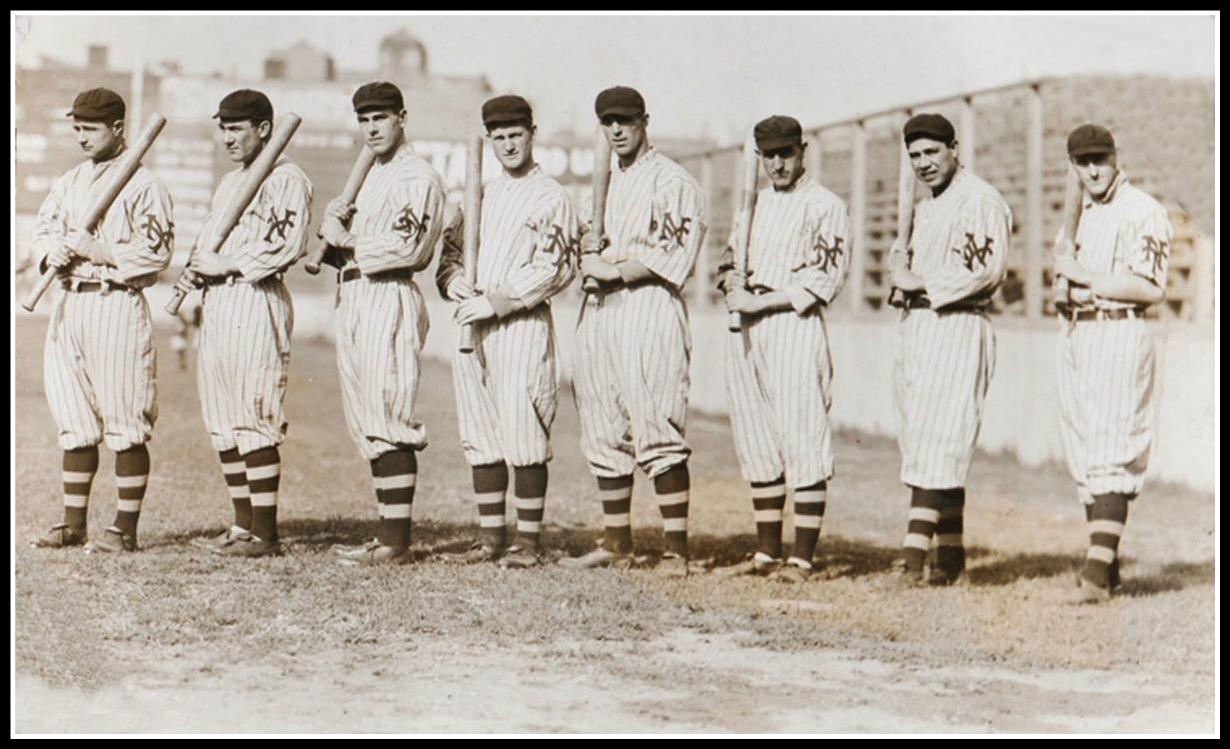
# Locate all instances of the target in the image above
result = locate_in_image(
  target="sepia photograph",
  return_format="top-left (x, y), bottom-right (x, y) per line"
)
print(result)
top-left (11, 11), bottom-right (1218, 736)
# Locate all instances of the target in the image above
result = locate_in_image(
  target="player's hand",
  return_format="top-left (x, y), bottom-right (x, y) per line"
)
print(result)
top-left (189, 252), bottom-right (237, 279)
top-left (887, 262), bottom-right (924, 293)
top-left (174, 269), bottom-right (201, 295)
top-left (324, 197), bottom-right (355, 224)
top-left (580, 254), bottom-right (620, 284)
top-left (319, 217), bottom-right (354, 248)
top-left (446, 275), bottom-right (476, 301)
top-left (1053, 255), bottom-right (1089, 286)
top-left (1052, 237), bottom-right (1076, 259)
top-left (46, 243), bottom-right (75, 271)
top-left (454, 295), bottom-right (497, 325)
top-left (724, 287), bottom-right (756, 314)
top-left (1069, 287), bottom-right (1094, 306)
top-left (66, 229), bottom-right (114, 265)
top-left (579, 231), bottom-right (605, 256)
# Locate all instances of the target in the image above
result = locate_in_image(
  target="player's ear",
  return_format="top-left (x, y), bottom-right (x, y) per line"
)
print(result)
top-left (257, 120), bottom-right (272, 140)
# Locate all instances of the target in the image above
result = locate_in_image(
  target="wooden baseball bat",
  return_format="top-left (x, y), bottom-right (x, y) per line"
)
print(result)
top-left (458, 135), bottom-right (483, 354)
top-left (22, 113), bottom-right (169, 313)
top-left (304, 144), bottom-right (376, 275)
top-left (165, 113), bottom-right (303, 315)
top-left (1053, 164), bottom-right (1084, 313)
top-left (887, 138), bottom-right (916, 309)
top-left (581, 129), bottom-right (612, 294)
top-left (728, 131), bottom-right (760, 332)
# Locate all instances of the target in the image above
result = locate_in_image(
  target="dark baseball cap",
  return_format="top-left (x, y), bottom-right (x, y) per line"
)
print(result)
top-left (482, 94), bottom-right (534, 128)
top-left (595, 86), bottom-right (645, 119)
top-left (352, 81), bottom-right (404, 113)
top-left (214, 89), bottom-right (274, 122)
top-left (754, 115), bottom-right (803, 152)
top-left (67, 88), bottom-right (125, 121)
top-left (903, 113), bottom-right (956, 146)
top-left (1067, 123), bottom-right (1116, 157)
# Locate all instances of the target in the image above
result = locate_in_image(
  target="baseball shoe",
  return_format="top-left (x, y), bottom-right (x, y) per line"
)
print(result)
top-left (336, 540), bottom-right (411, 567)
top-left (498, 545), bottom-right (542, 569)
top-left (438, 541), bottom-right (502, 565)
top-left (84, 526), bottom-right (137, 554)
top-left (32, 523), bottom-right (87, 549)
top-left (1064, 575), bottom-right (1112, 605)
top-left (191, 526), bottom-right (253, 552)
top-left (710, 552), bottom-right (782, 577)
top-left (210, 534), bottom-right (282, 558)
top-left (655, 552), bottom-right (690, 579)
top-left (558, 546), bottom-right (634, 570)
top-left (926, 565), bottom-right (967, 587)
top-left (767, 561), bottom-right (811, 584)
top-left (880, 560), bottom-right (925, 590)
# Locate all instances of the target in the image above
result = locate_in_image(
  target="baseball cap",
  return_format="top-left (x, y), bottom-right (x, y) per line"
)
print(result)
top-left (352, 81), bottom-right (404, 113)
top-left (754, 115), bottom-right (803, 152)
top-left (482, 94), bottom-right (534, 128)
top-left (903, 113), bottom-right (956, 145)
top-left (595, 86), bottom-right (645, 119)
top-left (214, 89), bottom-right (274, 122)
top-left (67, 88), bottom-right (125, 121)
top-left (1067, 123), bottom-right (1116, 157)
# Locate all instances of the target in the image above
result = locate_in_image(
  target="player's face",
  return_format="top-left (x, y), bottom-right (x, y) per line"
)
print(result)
top-left (907, 137), bottom-right (960, 195)
top-left (357, 108), bottom-right (406, 158)
top-left (759, 143), bottom-right (806, 191)
top-left (219, 119), bottom-right (270, 166)
top-left (488, 123), bottom-right (535, 176)
top-left (600, 113), bottom-right (649, 162)
top-left (73, 118), bottom-right (123, 163)
top-left (1072, 152), bottom-right (1119, 201)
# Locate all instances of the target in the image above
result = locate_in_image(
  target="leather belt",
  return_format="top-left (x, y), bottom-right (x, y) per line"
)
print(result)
top-left (200, 273), bottom-right (241, 287)
top-left (1066, 307), bottom-right (1142, 323)
top-left (340, 268), bottom-right (406, 283)
top-left (62, 279), bottom-right (132, 293)
top-left (902, 292), bottom-right (988, 313)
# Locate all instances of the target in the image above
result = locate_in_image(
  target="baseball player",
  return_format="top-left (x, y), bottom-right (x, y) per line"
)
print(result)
top-left (30, 88), bottom-right (174, 554)
top-left (1052, 124), bottom-right (1172, 604)
top-left (715, 116), bottom-right (851, 583)
top-left (885, 113), bottom-right (1012, 587)
top-left (435, 95), bottom-right (580, 569)
top-left (559, 86), bottom-right (708, 578)
top-left (319, 82), bottom-right (447, 567)
top-left (180, 89), bottom-right (313, 559)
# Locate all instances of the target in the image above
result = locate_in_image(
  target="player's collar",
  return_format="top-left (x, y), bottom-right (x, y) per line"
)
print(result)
top-left (1090, 169), bottom-right (1128, 204)
top-left (618, 146), bottom-right (657, 173)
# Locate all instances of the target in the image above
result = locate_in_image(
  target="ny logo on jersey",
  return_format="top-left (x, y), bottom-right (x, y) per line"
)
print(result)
top-left (264, 208), bottom-right (297, 243)
top-left (541, 223), bottom-right (572, 257)
top-left (1141, 236), bottom-right (1169, 276)
top-left (955, 233), bottom-right (994, 271)
top-left (140, 214), bottom-right (174, 254)
top-left (814, 235), bottom-right (845, 273)
top-left (649, 212), bottom-right (692, 251)
top-left (392, 205), bottom-right (430, 241)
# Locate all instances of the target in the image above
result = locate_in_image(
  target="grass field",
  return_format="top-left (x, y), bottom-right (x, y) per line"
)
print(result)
top-left (11, 311), bottom-right (1218, 734)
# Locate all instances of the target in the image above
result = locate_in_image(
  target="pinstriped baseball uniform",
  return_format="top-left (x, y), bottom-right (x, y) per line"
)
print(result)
top-left (721, 175), bottom-right (851, 487)
top-left (35, 157), bottom-right (174, 451)
top-left (895, 168), bottom-right (1011, 489)
top-left (1056, 172), bottom-right (1170, 502)
top-left (436, 164), bottom-right (579, 467)
top-left (195, 157), bottom-right (312, 455)
top-left (574, 148), bottom-right (707, 479)
top-left (334, 144), bottom-right (445, 460)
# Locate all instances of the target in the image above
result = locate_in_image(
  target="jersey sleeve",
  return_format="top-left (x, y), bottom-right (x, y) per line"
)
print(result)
top-left (230, 170), bottom-right (313, 282)
top-left (926, 192), bottom-right (1012, 309)
top-left (1123, 201), bottom-right (1172, 290)
top-left (31, 175), bottom-right (70, 265)
top-left (638, 173), bottom-right (707, 289)
top-left (108, 176), bottom-right (175, 282)
top-left (354, 173), bottom-right (445, 276)
top-left (434, 206), bottom-right (466, 299)
top-left (495, 191), bottom-right (580, 311)
top-left (790, 198), bottom-right (851, 309)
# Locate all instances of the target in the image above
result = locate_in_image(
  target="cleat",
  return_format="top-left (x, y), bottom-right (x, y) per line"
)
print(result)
top-left (926, 566), bottom-right (967, 587)
top-left (32, 523), bottom-right (86, 549)
top-left (767, 562), bottom-right (811, 584)
top-left (656, 552), bottom-right (690, 579)
top-left (438, 541), bottom-right (502, 564)
top-left (191, 526), bottom-right (252, 552)
top-left (881, 560), bottom-right (925, 590)
top-left (331, 538), bottom-right (379, 556)
top-left (558, 546), bottom-right (634, 570)
top-left (210, 535), bottom-right (282, 558)
top-left (1064, 575), bottom-right (1112, 605)
top-left (84, 526), bottom-right (137, 554)
top-left (336, 541), bottom-right (411, 567)
top-left (711, 552), bottom-right (782, 577)
top-left (497, 545), bottom-right (542, 569)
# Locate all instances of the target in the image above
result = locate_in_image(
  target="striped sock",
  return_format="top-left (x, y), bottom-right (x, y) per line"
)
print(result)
top-left (790, 481), bottom-right (827, 569)
top-left (597, 475), bottom-right (634, 554)
top-left (62, 446), bottom-right (99, 534)
top-left (375, 449), bottom-right (417, 549)
top-left (219, 448), bottom-right (252, 531)
top-left (655, 464), bottom-right (690, 558)
top-left (473, 462), bottom-right (509, 550)
top-left (902, 487), bottom-right (942, 573)
top-left (113, 445), bottom-right (149, 538)
top-left (751, 479), bottom-right (786, 561)
top-left (244, 447), bottom-right (280, 543)
top-left (513, 463), bottom-right (548, 551)
top-left (935, 487), bottom-right (966, 574)
top-left (1081, 493), bottom-right (1130, 590)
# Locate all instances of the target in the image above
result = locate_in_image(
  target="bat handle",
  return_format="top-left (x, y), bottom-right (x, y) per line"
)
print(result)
top-left (165, 286), bottom-right (189, 316)
top-left (727, 311), bottom-right (742, 332)
top-left (21, 266), bottom-right (60, 313)
top-left (304, 258), bottom-right (323, 275)
top-left (458, 323), bottom-right (476, 354)
top-left (888, 288), bottom-right (905, 309)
